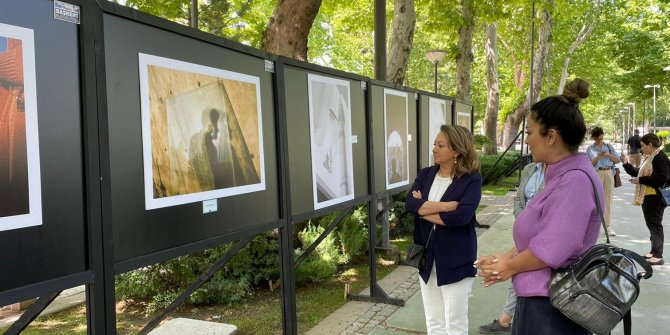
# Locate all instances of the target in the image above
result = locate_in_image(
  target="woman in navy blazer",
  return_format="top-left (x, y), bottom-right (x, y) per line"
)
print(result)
top-left (405, 124), bottom-right (481, 335)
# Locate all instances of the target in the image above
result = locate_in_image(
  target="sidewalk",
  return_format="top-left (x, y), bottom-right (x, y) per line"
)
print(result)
top-left (309, 167), bottom-right (670, 334)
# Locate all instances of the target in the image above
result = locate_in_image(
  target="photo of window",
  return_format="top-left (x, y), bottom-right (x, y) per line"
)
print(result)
top-left (0, 23), bottom-right (41, 232)
top-left (428, 97), bottom-right (447, 167)
top-left (307, 74), bottom-right (354, 209)
top-left (139, 53), bottom-right (265, 210)
top-left (384, 88), bottom-right (409, 190)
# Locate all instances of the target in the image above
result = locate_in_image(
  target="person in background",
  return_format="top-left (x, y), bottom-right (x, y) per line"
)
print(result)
top-left (627, 128), bottom-right (642, 168)
top-left (474, 78), bottom-right (601, 335)
top-left (405, 124), bottom-right (481, 335)
top-left (478, 161), bottom-right (546, 334)
top-left (621, 133), bottom-right (669, 266)
top-left (586, 127), bottom-right (620, 236)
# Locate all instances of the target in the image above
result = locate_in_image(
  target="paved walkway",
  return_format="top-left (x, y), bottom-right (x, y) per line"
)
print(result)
top-left (309, 167), bottom-right (670, 334)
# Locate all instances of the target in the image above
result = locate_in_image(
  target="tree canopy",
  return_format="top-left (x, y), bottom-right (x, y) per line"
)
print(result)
top-left (114, 0), bottom-right (670, 142)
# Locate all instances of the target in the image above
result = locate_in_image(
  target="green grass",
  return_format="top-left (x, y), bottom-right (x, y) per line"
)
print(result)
top-left (482, 174), bottom-right (519, 196)
top-left (0, 257), bottom-right (399, 335)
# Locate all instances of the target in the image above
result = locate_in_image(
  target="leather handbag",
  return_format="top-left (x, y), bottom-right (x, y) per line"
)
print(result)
top-left (405, 224), bottom-right (435, 270)
top-left (549, 170), bottom-right (653, 335)
top-left (613, 167), bottom-right (622, 188)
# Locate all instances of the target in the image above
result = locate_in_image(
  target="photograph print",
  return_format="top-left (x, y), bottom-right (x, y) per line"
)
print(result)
top-left (307, 74), bottom-right (354, 210)
top-left (428, 97), bottom-right (447, 167)
top-left (384, 88), bottom-right (409, 190)
top-left (139, 53), bottom-right (265, 210)
top-left (457, 110), bottom-right (472, 131)
top-left (0, 23), bottom-right (42, 232)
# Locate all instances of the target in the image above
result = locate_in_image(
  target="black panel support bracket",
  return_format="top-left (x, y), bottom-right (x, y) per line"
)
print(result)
top-left (347, 282), bottom-right (404, 306)
top-left (3, 291), bottom-right (61, 335)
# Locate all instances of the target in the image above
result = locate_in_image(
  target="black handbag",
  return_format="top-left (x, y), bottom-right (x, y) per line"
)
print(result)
top-left (613, 167), bottom-right (622, 188)
top-left (549, 169), bottom-right (653, 335)
top-left (405, 224), bottom-right (435, 270)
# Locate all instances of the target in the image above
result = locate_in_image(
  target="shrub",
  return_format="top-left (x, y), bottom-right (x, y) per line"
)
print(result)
top-left (388, 192), bottom-right (414, 239)
top-left (479, 151), bottom-right (522, 183)
top-left (474, 134), bottom-right (494, 152)
top-left (336, 207), bottom-right (369, 263)
top-left (295, 222), bottom-right (339, 283)
top-left (657, 130), bottom-right (668, 142)
top-left (115, 234), bottom-right (280, 310)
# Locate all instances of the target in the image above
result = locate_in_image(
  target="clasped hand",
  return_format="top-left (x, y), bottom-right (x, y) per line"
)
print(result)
top-left (474, 253), bottom-right (513, 287)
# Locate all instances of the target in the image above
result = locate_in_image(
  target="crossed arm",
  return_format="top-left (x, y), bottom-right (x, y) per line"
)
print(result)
top-left (410, 190), bottom-right (458, 225)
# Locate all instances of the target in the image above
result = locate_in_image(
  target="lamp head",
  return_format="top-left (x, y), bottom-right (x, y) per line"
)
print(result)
top-left (664, 66), bottom-right (670, 71)
top-left (425, 50), bottom-right (448, 64)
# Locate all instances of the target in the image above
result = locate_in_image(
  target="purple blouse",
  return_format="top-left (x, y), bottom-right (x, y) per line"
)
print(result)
top-left (512, 153), bottom-right (603, 297)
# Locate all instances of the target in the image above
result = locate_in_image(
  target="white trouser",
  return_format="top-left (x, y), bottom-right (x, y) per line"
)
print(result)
top-left (419, 263), bottom-right (474, 335)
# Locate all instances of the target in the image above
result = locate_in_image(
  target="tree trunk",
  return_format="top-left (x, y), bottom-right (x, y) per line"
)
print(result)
top-left (502, 6), bottom-right (552, 148)
top-left (482, 23), bottom-right (499, 154)
top-left (386, 0), bottom-right (416, 85)
top-left (556, 23), bottom-right (594, 94)
top-left (262, 0), bottom-right (323, 61)
top-left (455, 0), bottom-right (475, 103)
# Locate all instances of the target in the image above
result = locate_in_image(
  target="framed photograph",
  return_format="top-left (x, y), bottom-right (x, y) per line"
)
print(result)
top-left (384, 88), bottom-right (409, 190)
top-left (0, 23), bottom-right (42, 232)
top-left (427, 97), bottom-right (447, 167)
top-left (139, 53), bottom-right (265, 210)
top-left (457, 111), bottom-right (472, 131)
top-left (307, 74), bottom-right (354, 209)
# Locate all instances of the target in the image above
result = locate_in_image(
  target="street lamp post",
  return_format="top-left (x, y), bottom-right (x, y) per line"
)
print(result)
top-left (621, 107), bottom-right (631, 143)
top-left (629, 102), bottom-right (636, 133)
top-left (425, 50), bottom-right (448, 93)
top-left (644, 84), bottom-right (660, 133)
top-left (619, 107), bottom-right (628, 143)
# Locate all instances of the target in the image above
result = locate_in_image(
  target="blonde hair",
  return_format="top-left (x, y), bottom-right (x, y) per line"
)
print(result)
top-left (439, 125), bottom-right (480, 178)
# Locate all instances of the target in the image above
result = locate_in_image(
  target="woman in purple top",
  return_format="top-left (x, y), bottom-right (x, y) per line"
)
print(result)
top-left (475, 78), bottom-right (603, 335)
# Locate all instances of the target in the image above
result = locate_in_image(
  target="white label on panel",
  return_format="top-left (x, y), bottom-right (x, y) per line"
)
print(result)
top-left (351, 135), bottom-right (358, 143)
top-left (203, 199), bottom-right (218, 214)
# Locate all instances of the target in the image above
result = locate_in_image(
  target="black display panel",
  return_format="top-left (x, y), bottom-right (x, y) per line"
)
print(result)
top-left (102, 13), bottom-right (279, 267)
top-left (284, 67), bottom-right (369, 217)
top-left (0, 0), bottom-right (87, 292)
top-left (419, 94), bottom-right (454, 169)
top-left (371, 85), bottom-right (417, 194)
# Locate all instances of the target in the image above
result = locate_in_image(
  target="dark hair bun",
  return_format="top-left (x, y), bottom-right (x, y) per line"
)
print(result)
top-left (562, 78), bottom-right (590, 104)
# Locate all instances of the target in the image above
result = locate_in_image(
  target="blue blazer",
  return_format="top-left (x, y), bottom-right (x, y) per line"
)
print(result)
top-left (405, 165), bottom-right (481, 285)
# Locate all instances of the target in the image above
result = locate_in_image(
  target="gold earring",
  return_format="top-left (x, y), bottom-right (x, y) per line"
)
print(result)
top-left (454, 157), bottom-right (458, 165)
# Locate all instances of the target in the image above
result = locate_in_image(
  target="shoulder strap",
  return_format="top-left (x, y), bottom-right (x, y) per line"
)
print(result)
top-left (566, 168), bottom-right (610, 243)
top-left (567, 169), bottom-right (653, 279)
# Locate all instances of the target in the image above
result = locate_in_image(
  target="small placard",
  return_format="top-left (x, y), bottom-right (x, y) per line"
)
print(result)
top-left (360, 81), bottom-right (367, 90)
top-left (264, 60), bottom-right (275, 73)
top-left (415, 93), bottom-right (419, 100)
top-left (203, 199), bottom-right (218, 214)
top-left (54, 0), bottom-right (80, 24)
top-left (351, 135), bottom-right (358, 144)
top-left (407, 134), bottom-right (413, 142)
